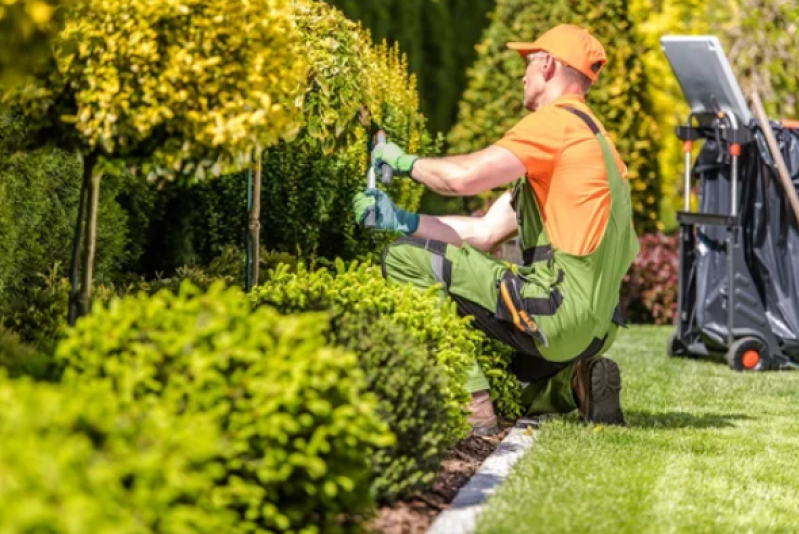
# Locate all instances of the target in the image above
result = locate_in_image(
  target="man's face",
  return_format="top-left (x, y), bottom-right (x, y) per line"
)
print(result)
top-left (522, 52), bottom-right (551, 111)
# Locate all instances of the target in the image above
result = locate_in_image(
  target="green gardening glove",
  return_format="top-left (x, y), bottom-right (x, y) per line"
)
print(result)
top-left (352, 188), bottom-right (420, 234)
top-left (372, 142), bottom-right (419, 177)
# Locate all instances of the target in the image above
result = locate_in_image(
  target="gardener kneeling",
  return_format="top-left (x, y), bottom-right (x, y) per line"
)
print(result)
top-left (353, 24), bottom-right (639, 434)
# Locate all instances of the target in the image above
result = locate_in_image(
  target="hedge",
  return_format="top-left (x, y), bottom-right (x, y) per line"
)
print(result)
top-left (140, 1), bottom-right (440, 273)
top-left (328, 0), bottom-right (496, 136)
top-left (447, 0), bottom-right (662, 235)
top-left (252, 260), bottom-right (523, 427)
top-left (0, 373), bottom-right (234, 533)
top-left (56, 281), bottom-right (392, 534)
top-left (328, 311), bottom-right (452, 503)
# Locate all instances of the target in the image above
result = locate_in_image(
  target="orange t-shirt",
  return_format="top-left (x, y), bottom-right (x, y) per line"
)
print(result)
top-left (494, 94), bottom-right (628, 256)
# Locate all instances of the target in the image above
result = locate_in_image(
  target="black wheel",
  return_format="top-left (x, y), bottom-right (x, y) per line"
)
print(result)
top-left (667, 331), bottom-right (687, 358)
top-left (725, 337), bottom-right (770, 372)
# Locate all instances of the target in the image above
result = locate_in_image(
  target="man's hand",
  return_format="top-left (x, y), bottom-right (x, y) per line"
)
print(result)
top-left (352, 188), bottom-right (420, 235)
top-left (372, 142), bottom-right (418, 177)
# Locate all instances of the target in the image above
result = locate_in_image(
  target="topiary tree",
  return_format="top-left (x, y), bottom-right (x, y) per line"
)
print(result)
top-left (141, 1), bottom-right (441, 271)
top-left (447, 0), bottom-right (662, 235)
top-left (1, 0), bottom-right (307, 322)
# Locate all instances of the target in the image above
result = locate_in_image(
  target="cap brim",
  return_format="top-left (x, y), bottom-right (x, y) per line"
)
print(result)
top-left (506, 42), bottom-right (540, 57)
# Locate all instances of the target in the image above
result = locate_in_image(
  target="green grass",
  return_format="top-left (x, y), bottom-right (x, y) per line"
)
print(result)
top-left (476, 326), bottom-right (799, 534)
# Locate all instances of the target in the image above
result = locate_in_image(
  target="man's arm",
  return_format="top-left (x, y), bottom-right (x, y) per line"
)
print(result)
top-left (411, 190), bottom-right (518, 251)
top-left (410, 145), bottom-right (526, 197)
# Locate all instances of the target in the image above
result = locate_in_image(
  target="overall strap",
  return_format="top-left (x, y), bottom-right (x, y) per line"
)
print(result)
top-left (562, 106), bottom-right (601, 135)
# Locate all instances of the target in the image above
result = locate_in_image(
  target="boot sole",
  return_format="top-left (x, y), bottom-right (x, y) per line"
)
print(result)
top-left (588, 358), bottom-right (625, 426)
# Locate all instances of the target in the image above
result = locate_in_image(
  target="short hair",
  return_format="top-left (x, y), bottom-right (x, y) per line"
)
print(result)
top-left (560, 63), bottom-right (600, 93)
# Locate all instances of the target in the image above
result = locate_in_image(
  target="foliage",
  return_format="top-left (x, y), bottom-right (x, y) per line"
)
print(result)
top-left (328, 0), bottom-right (496, 136)
top-left (0, 110), bottom-right (150, 293)
top-left (621, 232), bottom-right (679, 325)
top-left (251, 270), bottom-right (454, 503)
top-left (329, 312), bottom-right (452, 503)
top-left (629, 0), bottom-right (733, 231)
top-left (253, 260), bottom-right (523, 430)
top-left (2, 0), bottom-right (306, 180)
top-left (0, 373), bottom-right (235, 533)
top-left (0, 0), bottom-right (70, 85)
top-left (447, 0), bottom-right (662, 234)
top-left (0, 327), bottom-right (56, 381)
top-left (140, 1), bottom-right (441, 269)
top-left (57, 281), bottom-right (392, 534)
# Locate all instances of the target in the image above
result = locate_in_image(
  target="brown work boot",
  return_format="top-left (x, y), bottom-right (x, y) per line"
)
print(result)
top-left (467, 390), bottom-right (499, 436)
top-left (572, 357), bottom-right (625, 426)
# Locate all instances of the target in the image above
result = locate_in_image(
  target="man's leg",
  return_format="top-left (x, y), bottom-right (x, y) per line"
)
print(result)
top-left (379, 237), bottom-right (498, 434)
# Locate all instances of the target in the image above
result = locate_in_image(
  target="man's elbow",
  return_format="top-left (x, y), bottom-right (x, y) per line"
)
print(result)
top-left (440, 168), bottom-right (482, 196)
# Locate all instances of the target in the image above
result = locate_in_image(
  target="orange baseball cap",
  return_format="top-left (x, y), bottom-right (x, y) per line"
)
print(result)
top-left (507, 24), bottom-right (607, 82)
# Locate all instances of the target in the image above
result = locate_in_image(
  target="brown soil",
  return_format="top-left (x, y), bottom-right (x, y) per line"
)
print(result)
top-left (367, 422), bottom-right (514, 534)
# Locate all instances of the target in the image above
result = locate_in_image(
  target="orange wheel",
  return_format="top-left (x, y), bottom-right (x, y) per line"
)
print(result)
top-left (726, 338), bottom-right (769, 372)
top-left (742, 350), bottom-right (760, 369)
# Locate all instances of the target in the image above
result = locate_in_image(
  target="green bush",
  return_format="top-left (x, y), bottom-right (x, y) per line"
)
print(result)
top-left (57, 281), bottom-right (392, 534)
top-left (140, 2), bottom-right (441, 272)
top-left (329, 0), bottom-right (496, 136)
top-left (0, 327), bottom-right (57, 381)
top-left (252, 260), bottom-right (524, 429)
top-left (447, 0), bottom-right (662, 235)
top-left (0, 373), bottom-right (234, 533)
top-left (0, 113), bottom-right (152, 294)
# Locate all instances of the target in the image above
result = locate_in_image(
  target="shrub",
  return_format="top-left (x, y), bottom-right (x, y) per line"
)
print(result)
top-left (141, 1), bottom-right (441, 272)
top-left (0, 327), bottom-right (56, 381)
top-left (447, 0), bottom-right (662, 235)
top-left (329, 312), bottom-right (451, 503)
top-left (329, 0), bottom-right (496, 136)
top-left (621, 232), bottom-right (679, 325)
top-left (56, 281), bottom-right (392, 534)
top-left (252, 260), bottom-right (524, 430)
top-left (0, 373), bottom-right (234, 533)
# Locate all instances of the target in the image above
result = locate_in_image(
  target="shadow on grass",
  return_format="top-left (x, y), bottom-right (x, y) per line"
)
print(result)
top-left (625, 410), bottom-right (752, 429)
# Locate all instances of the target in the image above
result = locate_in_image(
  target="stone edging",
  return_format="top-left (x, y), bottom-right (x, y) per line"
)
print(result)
top-left (424, 417), bottom-right (542, 534)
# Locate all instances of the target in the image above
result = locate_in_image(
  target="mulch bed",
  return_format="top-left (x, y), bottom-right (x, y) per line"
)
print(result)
top-left (368, 421), bottom-right (514, 534)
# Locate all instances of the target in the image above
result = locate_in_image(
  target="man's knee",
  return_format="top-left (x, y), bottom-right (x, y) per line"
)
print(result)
top-left (380, 236), bottom-right (452, 291)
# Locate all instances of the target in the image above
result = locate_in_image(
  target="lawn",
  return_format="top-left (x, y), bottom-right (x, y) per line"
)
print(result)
top-left (475, 325), bottom-right (799, 534)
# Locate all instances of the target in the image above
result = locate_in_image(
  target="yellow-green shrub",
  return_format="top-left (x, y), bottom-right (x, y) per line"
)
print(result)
top-left (0, 373), bottom-right (234, 533)
top-left (2, 0), bottom-right (306, 179)
top-left (57, 281), bottom-right (392, 534)
top-left (144, 1), bottom-right (441, 267)
top-left (447, 0), bottom-right (661, 234)
top-left (252, 260), bottom-right (524, 428)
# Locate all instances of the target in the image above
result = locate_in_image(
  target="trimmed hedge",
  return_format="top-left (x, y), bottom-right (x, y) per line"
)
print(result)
top-left (57, 281), bottom-right (392, 534)
top-left (447, 0), bottom-right (662, 235)
top-left (0, 373), bottom-right (234, 533)
top-left (252, 260), bottom-right (523, 427)
top-left (329, 312), bottom-right (452, 503)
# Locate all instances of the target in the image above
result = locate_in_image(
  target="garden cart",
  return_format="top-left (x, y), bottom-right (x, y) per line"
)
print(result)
top-left (661, 35), bottom-right (799, 372)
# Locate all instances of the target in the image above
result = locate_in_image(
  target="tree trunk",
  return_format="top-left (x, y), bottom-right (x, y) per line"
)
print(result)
top-left (68, 153), bottom-right (94, 326)
top-left (79, 165), bottom-right (101, 317)
top-left (248, 149), bottom-right (262, 288)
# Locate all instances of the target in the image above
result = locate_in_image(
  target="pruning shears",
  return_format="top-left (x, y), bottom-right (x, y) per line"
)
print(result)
top-left (358, 105), bottom-right (394, 228)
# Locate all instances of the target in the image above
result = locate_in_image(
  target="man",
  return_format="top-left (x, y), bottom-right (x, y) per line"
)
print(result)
top-left (352, 24), bottom-right (639, 434)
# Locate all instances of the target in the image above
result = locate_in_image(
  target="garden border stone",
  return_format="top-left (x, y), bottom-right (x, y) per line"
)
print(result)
top-left (424, 416), bottom-right (543, 534)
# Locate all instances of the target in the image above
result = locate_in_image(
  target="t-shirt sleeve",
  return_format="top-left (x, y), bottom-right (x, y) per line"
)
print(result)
top-left (493, 110), bottom-right (564, 186)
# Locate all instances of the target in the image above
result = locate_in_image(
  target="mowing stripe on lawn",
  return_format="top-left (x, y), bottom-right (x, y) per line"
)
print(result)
top-left (473, 325), bottom-right (799, 534)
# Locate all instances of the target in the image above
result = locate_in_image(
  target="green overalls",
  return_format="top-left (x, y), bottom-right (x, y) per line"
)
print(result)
top-left (381, 107), bottom-right (640, 415)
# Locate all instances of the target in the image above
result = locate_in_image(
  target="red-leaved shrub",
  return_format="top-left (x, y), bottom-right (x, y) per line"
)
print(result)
top-left (621, 232), bottom-right (679, 325)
